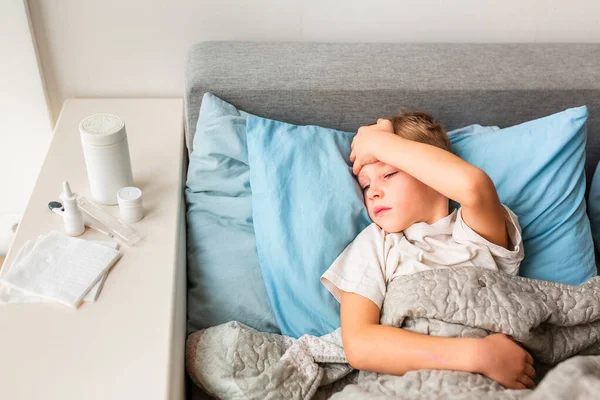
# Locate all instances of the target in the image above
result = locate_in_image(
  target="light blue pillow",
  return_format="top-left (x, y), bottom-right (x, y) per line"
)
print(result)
top-left (185, 93), bottom-right (279, 335)
top-left (448, 106), bottom-right (596, 285)
top-left (247, 106), bottom-right (595, 339)
top-left (246, 116), bottom-right (371, 338)
top-left (447, 124), bottom-right (500, 137)
top-left (446, 125), bottom-right (501, 211)
top-left (588, 162), bottom-right (600, 255)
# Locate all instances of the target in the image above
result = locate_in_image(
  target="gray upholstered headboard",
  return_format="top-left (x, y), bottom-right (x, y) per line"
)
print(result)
top-left (184, 41), bottom-right (600, 199)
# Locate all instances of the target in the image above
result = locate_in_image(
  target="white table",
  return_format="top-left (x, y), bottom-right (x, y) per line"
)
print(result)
top-left (0, 98), bottom-right (187, 400)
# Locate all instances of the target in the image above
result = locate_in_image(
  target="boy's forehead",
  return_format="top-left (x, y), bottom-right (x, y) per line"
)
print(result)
top-left (358, 161), bottom-right (386, 179)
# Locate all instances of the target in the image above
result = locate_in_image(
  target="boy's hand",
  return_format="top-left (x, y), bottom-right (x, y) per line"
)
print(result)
top-left (350, 119), bottom-right (397, 175)
top-left (475, 333), bottom-right (536, 390)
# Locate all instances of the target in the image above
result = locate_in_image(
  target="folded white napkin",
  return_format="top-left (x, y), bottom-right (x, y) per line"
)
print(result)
top-left (0, 231), bottom-right (121, 308)
top-left (0, 237), bottom-right (120, 304)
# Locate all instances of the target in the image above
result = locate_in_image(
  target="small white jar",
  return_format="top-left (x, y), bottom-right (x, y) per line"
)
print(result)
top-left (79, 114), bottom-right (134, 205)
top-left (117, 186), bottom-right (144, 223)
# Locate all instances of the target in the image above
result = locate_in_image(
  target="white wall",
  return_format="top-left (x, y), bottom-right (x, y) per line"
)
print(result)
top-left (0, 0), bottom-right (53, 255)
top-left (27, 0), bottom-right (600, 122)
top-left (3, 0), bottom-right (600, 254)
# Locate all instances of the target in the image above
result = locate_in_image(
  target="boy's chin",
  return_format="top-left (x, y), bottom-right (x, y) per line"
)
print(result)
top-left (374, 219), bottom-right (408, 234)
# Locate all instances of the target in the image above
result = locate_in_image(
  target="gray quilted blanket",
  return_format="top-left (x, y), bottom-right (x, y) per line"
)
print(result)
top-left (186, 267), bottom-right (600, 399)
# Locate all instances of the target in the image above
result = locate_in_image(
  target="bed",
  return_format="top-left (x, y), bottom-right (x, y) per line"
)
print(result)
top-left (183, 41), bottom-right (600, 399)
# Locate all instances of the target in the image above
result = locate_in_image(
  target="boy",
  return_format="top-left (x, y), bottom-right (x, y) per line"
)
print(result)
top-left (320, 110), bottom-right (535, 390)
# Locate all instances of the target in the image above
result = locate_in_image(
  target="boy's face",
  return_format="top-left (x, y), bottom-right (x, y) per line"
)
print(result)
top-left (357, 161), bottom-right (436, 233)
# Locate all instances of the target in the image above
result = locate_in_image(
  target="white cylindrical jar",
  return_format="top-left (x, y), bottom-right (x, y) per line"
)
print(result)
top-left (117, 186), bottom-right (144, 223)
top-left (79, 114), bottom-right (134, 205)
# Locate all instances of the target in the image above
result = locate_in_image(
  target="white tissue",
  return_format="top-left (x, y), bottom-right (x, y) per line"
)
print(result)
top-left (0, 237), bottom-right (119, 304)
top-left (0, 231), bottom-right (121, 307)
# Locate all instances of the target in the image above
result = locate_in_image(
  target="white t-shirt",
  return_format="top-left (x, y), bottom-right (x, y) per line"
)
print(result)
top-left (321, 204), bottom-right (524, 309)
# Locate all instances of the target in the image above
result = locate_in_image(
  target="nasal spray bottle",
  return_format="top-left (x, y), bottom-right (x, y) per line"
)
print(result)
top-left (60, 181), bottom-right (85, 236)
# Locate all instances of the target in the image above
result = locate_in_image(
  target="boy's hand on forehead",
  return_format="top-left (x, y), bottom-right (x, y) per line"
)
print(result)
top-left (350, 119), bottom-right (396, 175)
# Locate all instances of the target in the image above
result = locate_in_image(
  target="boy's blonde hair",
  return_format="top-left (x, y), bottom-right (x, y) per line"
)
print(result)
top-left (382, 108), bottom-right (452, 152)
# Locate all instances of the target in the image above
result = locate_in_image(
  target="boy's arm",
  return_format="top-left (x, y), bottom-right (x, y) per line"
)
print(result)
top-left (378, 134), bottom-right (508, 249)
top-left (341, 291), bottom-right (536, 389)
top-left (351, 120), bottom-right (509, 249)
top-left (341, 290), bottom-right (481, 375)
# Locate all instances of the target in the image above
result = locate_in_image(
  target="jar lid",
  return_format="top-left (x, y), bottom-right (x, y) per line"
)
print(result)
top-left (117, 186), bottom-right (143, 207)
top-left (79, 114), bottom-right (127, 146)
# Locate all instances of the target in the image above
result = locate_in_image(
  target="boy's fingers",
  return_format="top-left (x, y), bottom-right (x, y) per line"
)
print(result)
top-left (507, 337), bottom-right (534, 365)
top-left (379, 119), bottom-right (394, 133)
top-left (524, 363), bottom-right (536, 379)
top-left (525, 352), bottom-right (534, 365)
top-left (350, 150), bottom-right (355, 163)
top-left (518, 374), bottom-right (535, 389)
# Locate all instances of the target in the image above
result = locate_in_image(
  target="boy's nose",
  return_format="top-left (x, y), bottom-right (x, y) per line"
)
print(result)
top-left (368, 187), bottom-right (383, 200)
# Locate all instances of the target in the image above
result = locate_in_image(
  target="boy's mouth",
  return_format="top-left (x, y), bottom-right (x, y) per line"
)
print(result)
top-left (373, 206), bottom-right (391, 217)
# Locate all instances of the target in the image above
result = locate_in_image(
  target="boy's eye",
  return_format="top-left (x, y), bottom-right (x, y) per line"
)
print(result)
top-left (362, 184), bottom-right (370, 191)
top-left (384, 172), bottom-right (398, 179)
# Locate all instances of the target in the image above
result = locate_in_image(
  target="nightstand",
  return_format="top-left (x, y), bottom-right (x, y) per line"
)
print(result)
top-left (0, 98), bottom-right (186, 400)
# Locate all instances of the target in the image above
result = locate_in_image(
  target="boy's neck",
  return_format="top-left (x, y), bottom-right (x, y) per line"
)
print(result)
top-left (422, 197), bottom-right (450, 225)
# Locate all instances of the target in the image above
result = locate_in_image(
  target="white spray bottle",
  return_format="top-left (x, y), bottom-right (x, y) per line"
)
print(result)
top-left (60, 181), bottom-right (85, 237)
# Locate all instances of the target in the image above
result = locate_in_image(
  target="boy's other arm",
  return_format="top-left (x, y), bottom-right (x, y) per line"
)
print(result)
top-left (341, 291), bottom-right (536, 389)
top-left (351, 120), bottom-right (509, 249)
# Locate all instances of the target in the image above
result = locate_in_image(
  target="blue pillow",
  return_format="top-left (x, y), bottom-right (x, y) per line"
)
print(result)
top-left (445, 125), bottom-right (501, 211)
top-left (448, 106), bottom-right (596, 285)
top-left (247, 106), bottom-right (595, 338)
top-left (447, 124), bottom-right (500, 137)
top-left (246, 116), bottom-right (371, 338)
top-left (185, 93), bottom-right (279, 335)
top-left (587, 162), bottom-right (600, 255)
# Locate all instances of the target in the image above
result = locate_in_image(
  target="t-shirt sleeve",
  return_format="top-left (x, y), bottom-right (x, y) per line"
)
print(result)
top-left (452, 204), bottom-right (524, 276)
top-left (320, 224), bottom-right (388, 309)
